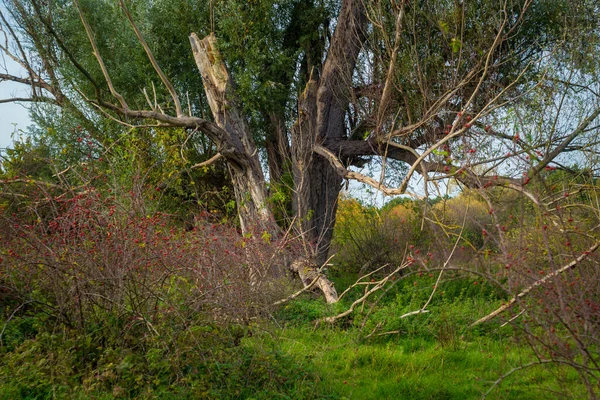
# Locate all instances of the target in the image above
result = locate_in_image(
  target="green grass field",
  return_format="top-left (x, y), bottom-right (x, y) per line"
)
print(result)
top-left (0, 275), bottom-right (593, 399)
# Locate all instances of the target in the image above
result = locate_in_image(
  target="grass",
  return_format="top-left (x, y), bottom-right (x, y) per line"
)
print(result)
top-left (270, 326), bottom-right (585, 399)
top-left (0, 275), bottom-right (593, 399)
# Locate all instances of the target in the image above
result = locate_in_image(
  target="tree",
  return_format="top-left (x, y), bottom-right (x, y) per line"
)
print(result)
top-left (0, 0), bottom-right (598, 302)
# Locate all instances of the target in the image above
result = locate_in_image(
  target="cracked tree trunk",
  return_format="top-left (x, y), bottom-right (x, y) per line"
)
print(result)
top-left (293, 0), bottom-right (367, 264)
top-left (190, 33), bottom-right (338, 303)
top-left (190, 33), bottom-right (277, 235)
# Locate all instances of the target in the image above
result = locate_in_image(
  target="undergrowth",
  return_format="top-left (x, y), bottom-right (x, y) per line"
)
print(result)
top-left (0, 190), bottom-right (597, 398)
top-left (1, 273), bottom-right (593, 399)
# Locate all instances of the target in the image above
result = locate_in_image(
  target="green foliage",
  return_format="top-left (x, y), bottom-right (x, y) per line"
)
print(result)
top-left (268, 169), bottom-right (294, 226)
top-left (274, 297), bottom-right (335, 325)
top-left (2, 274), bottom-right (590, 399)
top-left (271, 290), bottom-right (588, 399)
top-left (332, 196), bottom-right (423, 275)
top-left (0, 323), bottom-right (323, 399)
top-left (358, 275), bottom-right (506, 344)
top-left (0, 136), bottom-right (53, 180)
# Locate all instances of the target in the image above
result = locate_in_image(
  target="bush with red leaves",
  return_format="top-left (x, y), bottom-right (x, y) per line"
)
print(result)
top-left (0, 188), bottom-right (295, 340)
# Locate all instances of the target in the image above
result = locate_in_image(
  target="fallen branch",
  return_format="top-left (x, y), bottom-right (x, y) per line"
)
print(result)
top-left (316, 261), bottom-right (410, 325)
top-left (338, 263), bottom-right (391, 301)
top-left (273, 255), bottom-right (334, 306)
top-left (471, 239), bottom-right (600, 326)
top-left (272, 275), bottom-right (321, 306)
top-left (289, 255), bottom-right (338, 304)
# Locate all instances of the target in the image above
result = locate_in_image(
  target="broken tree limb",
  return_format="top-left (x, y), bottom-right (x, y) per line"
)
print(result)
top-left (317, 261), bottom-right (410, 324)
top-left (189, 32), bottom-right (277, 235)
top-left (289, 257), bottom-right (338, 304)
top-left (471, 240), bottom-right (600, 326)
top-left (273, 255), bottom-right (334, 306)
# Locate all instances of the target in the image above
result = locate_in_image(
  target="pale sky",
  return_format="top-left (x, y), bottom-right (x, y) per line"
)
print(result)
top-left (0, 59), bottom-right (32, 151)
top-left (0, 4), bottom-right (33, 152)
top-left (0, 94), bottom-right (31, 151)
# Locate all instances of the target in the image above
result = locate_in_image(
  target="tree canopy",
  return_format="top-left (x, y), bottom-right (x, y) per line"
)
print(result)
top-left (1, 0), bottom-right (600, 301)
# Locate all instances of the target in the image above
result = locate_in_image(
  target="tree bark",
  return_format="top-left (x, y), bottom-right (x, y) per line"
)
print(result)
top-left (190, 33), bottom-right (277, 235)
top-left (265, 112), bottom-right (291, 186)
top-left (292, 0), bottom-right (368, 263)
top-left (190, 33), bottom-right (339, 302)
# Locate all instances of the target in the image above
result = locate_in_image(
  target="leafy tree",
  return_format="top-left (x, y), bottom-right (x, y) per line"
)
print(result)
top-left (1, 0), bottom-right (599, 301)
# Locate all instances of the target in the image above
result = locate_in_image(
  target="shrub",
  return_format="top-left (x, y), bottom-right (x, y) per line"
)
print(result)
top-left (0, 324), bottom-right (323, 399)
top-left (0, 188), bottom-right (295, 343)
top-left (332, 196), bottom-right (424, 275)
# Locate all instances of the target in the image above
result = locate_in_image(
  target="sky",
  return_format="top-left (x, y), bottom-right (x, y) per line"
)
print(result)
top-left (0, 4), bottom-right (33, 152)
top-left (0, 58), bottom-right (32, 152)
top-left (0, 88), bottom-right (31, 151)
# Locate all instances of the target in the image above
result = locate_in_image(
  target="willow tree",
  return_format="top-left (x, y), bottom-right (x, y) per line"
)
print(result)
top-left (1, 0), bottom-right (598, 302)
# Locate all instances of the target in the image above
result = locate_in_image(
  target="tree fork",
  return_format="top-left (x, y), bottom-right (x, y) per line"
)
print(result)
top-left (190, 33), bottom-right (338, 303)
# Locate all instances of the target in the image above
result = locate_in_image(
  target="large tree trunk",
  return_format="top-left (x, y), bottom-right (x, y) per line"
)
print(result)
top-left (293, 0), bottom-right (367, 264)
top-left (190, 33), bottom-right (339, 303)
top-left (291, 81), bottom-right (342, 265)
top-left (190, 33), bottom-right (277, 235)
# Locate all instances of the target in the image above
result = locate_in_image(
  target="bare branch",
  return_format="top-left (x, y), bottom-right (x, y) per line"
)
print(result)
top-left (0, 96), bottom-right (54, 104)
top-left (317, 261), bottom-right (410, 325)
top-left (190, 153), bottom-right (223, 170)
top-left (28, 0), bottom-right (102, 93)
top-left (529, 106), bottom-right (600, 178)
top-left (471, 239), bottom-right (600, 326)
top-left (118, 0), bottom-right (183, 117)
top-left (74, 0), bottom-right (128, 110)
top-left (482, 359), bottom-right (582, 399)
top-left (375, 1), bottom-right (405, 135)
top-left (314, 144), bottom-right (409, 196)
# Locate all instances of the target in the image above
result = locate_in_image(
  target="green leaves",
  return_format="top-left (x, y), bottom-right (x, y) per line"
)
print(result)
top-left (450, 37), bottom-right (461, 53)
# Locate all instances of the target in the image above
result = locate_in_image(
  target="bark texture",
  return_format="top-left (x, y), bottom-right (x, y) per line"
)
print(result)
top-left (190, 33), bottom-right (277, 235)
top-left (293, 0), bottom-right (368, 263)
top-left (190, 32), bottom-right (339, 302)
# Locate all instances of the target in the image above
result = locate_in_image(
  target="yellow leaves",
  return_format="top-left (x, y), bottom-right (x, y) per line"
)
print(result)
top-left (335, 196), bottom-right (368, 227)
top-left (450, 37), bottom-right (462, 53)
top-left (261, 231), bottom-right (271, 244)
top-left (388, 204), bottom-right (416, 222)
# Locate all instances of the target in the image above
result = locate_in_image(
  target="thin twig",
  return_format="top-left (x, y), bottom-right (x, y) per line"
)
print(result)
top-left (119, 0), bottom-right (183, 117)
top-left (0, 300), bottom-right (33, 347)
top-left (316, 261), bottom-right (410, 325)
top-left (482, 359), bottom-right (575, 399)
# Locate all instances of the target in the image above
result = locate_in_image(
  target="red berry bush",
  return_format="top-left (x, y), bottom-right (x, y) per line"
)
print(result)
top-left (0, 188), bottom-right (294, 342)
